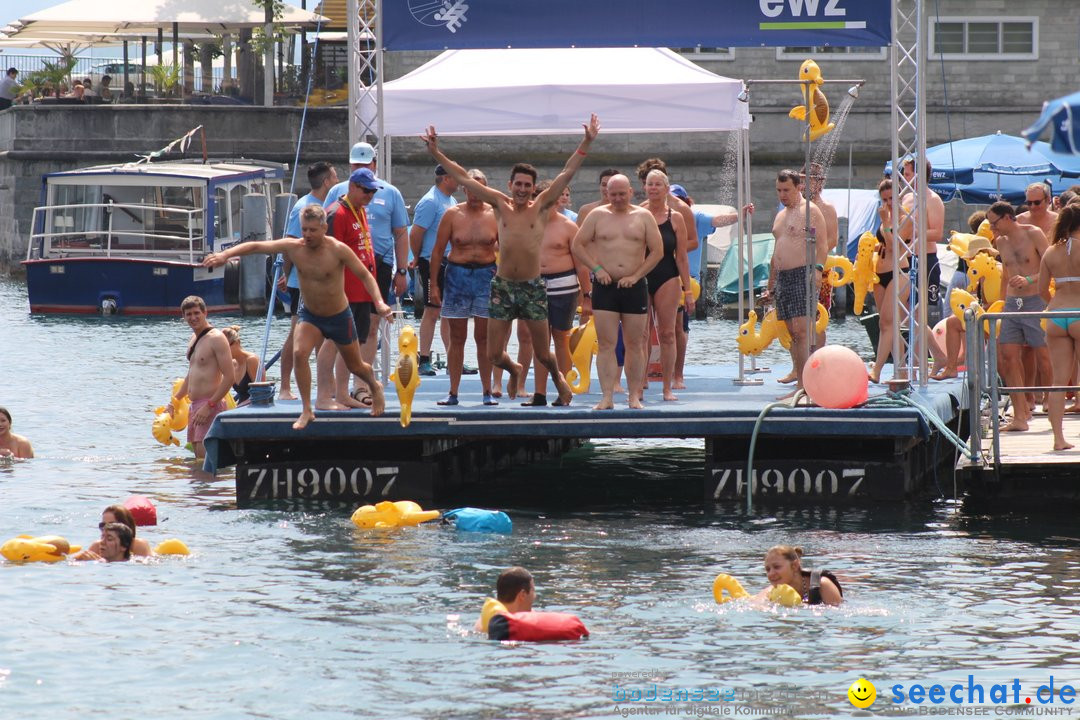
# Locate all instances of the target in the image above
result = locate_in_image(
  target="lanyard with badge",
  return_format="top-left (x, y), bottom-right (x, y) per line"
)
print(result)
top-left (340, 196), bottom-right (374, 266)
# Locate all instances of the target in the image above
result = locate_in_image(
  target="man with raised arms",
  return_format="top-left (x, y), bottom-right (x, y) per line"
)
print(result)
top-left (767, 169), bottom-right (828, 395)
top-left (202, 204), bottom-right (392, 429)
top-left (572, 174), bottom-right (663, 409)
top-left (168, 295), bottom-right (234, 459)
top-left (428, 168), bottom-right (500, 406)
top-left (421, 114), bottom-right (600, 405)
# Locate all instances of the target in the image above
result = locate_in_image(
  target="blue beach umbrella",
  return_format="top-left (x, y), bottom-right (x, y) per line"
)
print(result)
top-left (884, 132), bottom-right (1080, 203)
top-left (1023, 91), bottom-right (1080, 155)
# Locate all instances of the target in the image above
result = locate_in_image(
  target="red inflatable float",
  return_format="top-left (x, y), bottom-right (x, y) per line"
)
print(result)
top-left (123, 495), bottom-right (157, 526)
top-left (480, 598), bottom-right (588, 641)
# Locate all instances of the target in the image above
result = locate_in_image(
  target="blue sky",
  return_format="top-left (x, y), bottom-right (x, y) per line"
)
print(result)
top-left (8, 0), bottom-right (309, 21)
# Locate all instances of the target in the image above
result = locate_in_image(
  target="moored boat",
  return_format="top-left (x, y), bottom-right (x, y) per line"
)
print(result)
top-left (22, 158), bottom-right (286, 315)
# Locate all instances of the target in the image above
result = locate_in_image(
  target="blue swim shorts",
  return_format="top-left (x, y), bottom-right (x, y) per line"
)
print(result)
top-left (442, 261), bottom-right (497, 319)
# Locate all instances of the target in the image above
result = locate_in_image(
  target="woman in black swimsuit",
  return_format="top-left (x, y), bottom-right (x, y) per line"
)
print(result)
top-left (641, 170), bottom-right (691, 401)
top-left (759, 544), bottom-right (843, 606)
top-left (870, 178), bottom-right (910, 384)
top-left (222, 326), bottom-right (261, 405)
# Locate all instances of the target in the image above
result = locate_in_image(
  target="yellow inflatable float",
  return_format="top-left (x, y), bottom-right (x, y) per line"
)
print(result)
top-left (154, 539), bottom-right (191, 556)
top-left (1, 535), bottom-right (81, 563)
top-left (966, 248), bottom-right (1003, 304)
top-left (737, 304), bottom-right (828, 356)
top-left (827, 232), bottom-right (879, 315)
top-left (350, 500), bottom-right (440, 529)
top-left (390, 325), bottom-right (420, 428)
top-left (949, 288), bottom-right (1003, 336)
top-left (768, 584), bottom-right (803, 607)
top-left (565, 317), bottom-right (598, 394)
top-left (712, 573), bottom-right (802, 607)
top-left (153, 378), bottom-right (236, 446)
top-left (788, 59), bottom-right (835, 142)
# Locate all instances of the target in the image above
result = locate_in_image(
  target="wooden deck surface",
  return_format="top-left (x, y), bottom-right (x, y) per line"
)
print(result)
top-left (984, 413), bottom-right (1080, 464)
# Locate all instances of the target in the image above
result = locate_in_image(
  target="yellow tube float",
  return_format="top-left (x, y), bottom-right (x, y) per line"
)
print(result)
top-left (713, 573), bottom-right (750, 604)
top-left (768, 583), bottom-right (803, 608)
top-left (351, 500), bottom-right (440, 529)
top-left (1, 535), bottom-right (81, 563)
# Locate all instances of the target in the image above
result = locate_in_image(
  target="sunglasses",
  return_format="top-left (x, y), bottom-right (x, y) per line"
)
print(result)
top-left (1027, 198), bottom-right (1044, 206)
top-left (352, 183), bottom-right (377, 194)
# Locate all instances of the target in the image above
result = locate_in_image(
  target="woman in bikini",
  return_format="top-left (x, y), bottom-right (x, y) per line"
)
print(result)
top-left (870, 179), bottom-right (911, 383)
top-left (222, 326), bottom-right (261, 405)
top-left (1038, 205), bottom-right (1080, 451)
top-left (641, 169), bottom-right (691, 402)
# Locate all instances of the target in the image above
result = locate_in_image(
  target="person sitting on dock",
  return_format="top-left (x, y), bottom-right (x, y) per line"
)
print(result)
top-left (990, 201), bottom-right (1051, 432)
top-left (168, 296), bottom-right (234, 459)
top-left (428, 169), bottom-right (499, 406)
top-left (420, 115), bottom-right (600, 405)
top-left (203, 205), bottom-right (392, 429)
top-left (930, 238), bottom-right (998, 382)
top-left (765, 169), bottom-right (828, 396)
top-left (759, 544), bottom-right (843, 606)
top-left (0, 406), bottom-right (34, 459)
top-left (1038, 205), bottom-right (1080, 451)
top-left (222, 326), bottom-right (261, 406)
top-left (572, 174), bottom-right (663, 409)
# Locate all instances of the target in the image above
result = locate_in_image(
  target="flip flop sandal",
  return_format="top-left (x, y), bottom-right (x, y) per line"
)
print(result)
top-left (350, 388), bottom-right (373, 407)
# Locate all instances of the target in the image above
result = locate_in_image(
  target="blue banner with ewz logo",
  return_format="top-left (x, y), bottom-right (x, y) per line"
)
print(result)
top-left (383, 0), bottom-right (892, 51)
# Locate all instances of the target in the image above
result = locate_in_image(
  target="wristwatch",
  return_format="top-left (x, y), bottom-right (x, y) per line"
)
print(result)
top-left (583, 291), bottom-right (592, 299)
top-left (396, 268), bottom-right (408, 276)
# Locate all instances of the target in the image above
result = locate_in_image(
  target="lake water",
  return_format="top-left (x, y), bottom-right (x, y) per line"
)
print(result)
top-left (1, 276), bottom-right (1077, 720)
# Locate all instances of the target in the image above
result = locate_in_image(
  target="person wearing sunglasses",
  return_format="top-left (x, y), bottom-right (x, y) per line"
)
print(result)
top-left (76, 505), bottom-right (153, 559)
top-left (1017, 182), bottom-right (1058, 240)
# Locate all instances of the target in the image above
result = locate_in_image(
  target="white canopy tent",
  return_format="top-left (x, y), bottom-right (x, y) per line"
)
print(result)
top-left (374, 47), bottom-right (749, 137)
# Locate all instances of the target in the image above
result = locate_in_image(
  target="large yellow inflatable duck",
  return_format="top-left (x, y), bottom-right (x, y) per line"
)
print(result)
top-left (565, 316), bottom-right (598, 394)
top-left (949, 288), bottom-right (1003, 336)
top-left (351, 500), bottom-right (440, 529)
top-left (737, 303), bottom-right (828, 356)
top-left (1, 535), bottom-right (81, 563)
top-left (965, 242), bottom-right (1003, 304)
top-left (390, 325), bottom-right (420, 428)
top-left (828, 232), bottom-right (879, 314)
top-left (788, 59), bottom-right (835, 142)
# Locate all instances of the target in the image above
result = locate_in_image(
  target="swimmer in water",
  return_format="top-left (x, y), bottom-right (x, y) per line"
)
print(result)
top-left (76, 522), bottom-right (133, 563)
top-left (758, 544), bottom-right (843, 606)
top-left (75, 505), bottom-right (154, 559)
top-left (0, 406), bottom-right (34, 459)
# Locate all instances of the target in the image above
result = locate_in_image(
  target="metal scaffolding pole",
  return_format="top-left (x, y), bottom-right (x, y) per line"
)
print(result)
top-left (347, 0), bottom-right (380, 149)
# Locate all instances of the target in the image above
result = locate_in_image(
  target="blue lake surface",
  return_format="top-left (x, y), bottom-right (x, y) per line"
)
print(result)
top-left (1, 277), bottom-right (1077, 719)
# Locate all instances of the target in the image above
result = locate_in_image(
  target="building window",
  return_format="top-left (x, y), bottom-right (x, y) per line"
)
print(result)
top-left (675, 47), bottom-right (733, 60)
top-left (930, 18), bottom-right (1037, 60)
top-left (777, 46), bottom-right (887, 60)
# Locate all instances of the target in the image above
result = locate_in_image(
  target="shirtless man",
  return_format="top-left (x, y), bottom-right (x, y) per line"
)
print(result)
top-left (0, 406), bottom-right (33, 459)
top-left (202, 204), bottom-right (391, 429)
top-left (572, 174), bottom-right (663, 409)
top-left (987, 201), bottom-right (1051, 432)
top-left (429, 169), bottom-right (499, 406)
top-left (421, 114), bottom-right (600, 405)
top-left (576, 168), bottom-right (621, 226)
top-left (168, 296), bottom-right (234, 459)
top-left (1017, 182), bottom-right (1058, 240)
top-left (766, 169), bottom-right (828, 394)
top-left (519, 180), bottom-right (592, 406)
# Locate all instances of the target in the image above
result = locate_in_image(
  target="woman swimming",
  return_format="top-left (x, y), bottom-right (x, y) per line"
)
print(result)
top-left (759, 544), bottom-right (843, 606)
top-left (76, 505), bottom-right (154, 559)
top-left (0, 406), bottom-right (33, 459)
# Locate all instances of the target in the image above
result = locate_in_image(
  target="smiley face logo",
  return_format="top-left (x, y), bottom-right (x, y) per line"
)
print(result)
top-left (848, 678), bottom-right (876, 708)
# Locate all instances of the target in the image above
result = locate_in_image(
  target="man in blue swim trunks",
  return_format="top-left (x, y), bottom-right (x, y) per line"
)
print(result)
top-left (429, 169), bottom-right (499, 405)
top-left (203, 204), bottom-right (392, 429)
top-left (421, 114), bottom-right (600, 405)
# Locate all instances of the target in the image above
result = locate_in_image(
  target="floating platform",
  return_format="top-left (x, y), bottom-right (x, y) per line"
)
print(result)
top-left (957, 413), bottom-right (1080, 505)
top-left (203, 364), bottom-right (969, 506)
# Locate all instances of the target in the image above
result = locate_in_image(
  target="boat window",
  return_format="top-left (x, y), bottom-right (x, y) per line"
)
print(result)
top-left (214, 187), bottom-right (229, 246)
top-left (230, 185), bottom-right (244, 242)
top-left (49, 184), bottom-right (103, 249)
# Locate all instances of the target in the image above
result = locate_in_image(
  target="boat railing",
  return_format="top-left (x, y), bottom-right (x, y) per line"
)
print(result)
top-left (27, 202), bottom-right (205, 264)
top-left (965, 307), bottom-right (1080, 480)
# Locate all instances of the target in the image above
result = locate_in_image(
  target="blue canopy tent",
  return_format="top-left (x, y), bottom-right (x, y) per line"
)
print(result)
top-left (884, 132), bottom-right (1080, 204)
top-left (1023, 91), bottom-right (1080, 156)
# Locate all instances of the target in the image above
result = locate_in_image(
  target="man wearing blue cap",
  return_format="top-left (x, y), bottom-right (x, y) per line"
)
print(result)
top-left (325, 141), bottom-right (410, 373)
top-left (410, 164), bottom-right (460, 376)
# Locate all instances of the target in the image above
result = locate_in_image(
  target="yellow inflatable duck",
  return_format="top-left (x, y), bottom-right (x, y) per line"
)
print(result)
top-left (768, 583), bottom-right (803, 608)
top-left (154, 539), bottom-right (191, 556)
top-left (976, 219), bottom-right (994, 242)
top-left (152, 378), bottom-right (195, 446)
top-left (829, 232), bottom-right (879, 314)
top-left (389, 325), bottom-right (420, 428)
top-left (350, 500), bottom-right (440, 529)
top-left (1, 535), bottom-right (81, 563)
top-left (788, 59), bottom-right (835, 142)
top-left (949, 288), bottom-right (1003, 336)
top-left (152, 411), bottom-right (181, 446)
top-left (966, 250), bottom-right (1003, 304)
top-left (947, 231), bottom-right (978, 259)
top-left (713, 574), bottom-right (751, 604)
top-left (737, 310), bottom-right (773, 356)
top-left (565, 316), bottom-right (598, 394)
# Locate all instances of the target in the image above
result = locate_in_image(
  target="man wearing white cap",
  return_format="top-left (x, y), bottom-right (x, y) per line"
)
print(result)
top-left (324, 141), bottom-right (410, 394)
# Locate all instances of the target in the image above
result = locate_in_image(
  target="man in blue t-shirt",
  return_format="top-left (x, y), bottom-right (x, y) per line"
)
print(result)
top-left (277, 161), bottom-right (338, 400)
top-left (409, 165), bottom-right (459, 376)
top-left (324, 142), bottom-right (410, 379)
